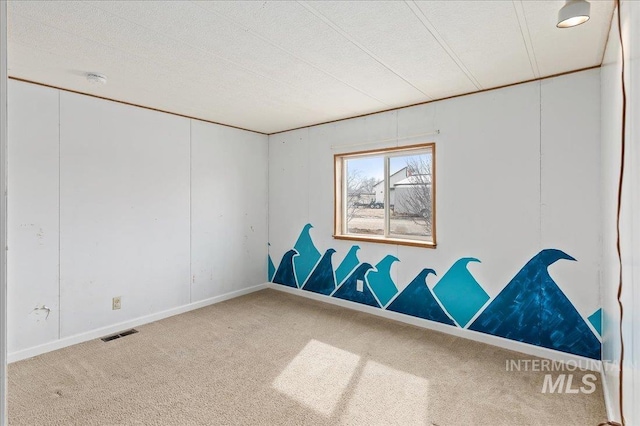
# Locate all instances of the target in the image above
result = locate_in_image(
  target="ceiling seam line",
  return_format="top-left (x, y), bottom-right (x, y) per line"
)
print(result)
top-left (404, 1), bottom-right (482, 90)
top-left (518, 1), bottom-right (541, 77)
top-left (512, 0), bottom-right (540, 79)
top-left (297, 0), bottom-right (434, 100)
top-left (599, 4), bottom-right (617, 65)
top-left (188, 1), bottom-right (392, 108)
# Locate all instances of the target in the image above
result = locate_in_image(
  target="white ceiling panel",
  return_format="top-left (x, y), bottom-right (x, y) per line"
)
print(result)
top-left (195, 1), bottom-right (428, 105)
top-left (7, 0), bottom-right (615, 133)
top-left (8, 12), bottom-right (332, 132)
top-left (302, 1), bottom-right (479, 101)
top-left (414, 1), bottom-right (537, 89)
top-left (90, 1), bottom-right (386, 116)
top-left (9, 1), bottom-right (376, 131)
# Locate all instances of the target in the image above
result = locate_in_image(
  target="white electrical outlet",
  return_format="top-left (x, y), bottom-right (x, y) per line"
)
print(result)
top-left (112, 296), bottom-right (121, 310)
top-left (356, 279), bottom-right (364, 292)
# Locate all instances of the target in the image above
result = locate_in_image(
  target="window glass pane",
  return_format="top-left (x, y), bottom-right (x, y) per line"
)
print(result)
top-left (345, 156), bottom-right (384, 236)
top-left (388, 150), bottom-right (433, 238)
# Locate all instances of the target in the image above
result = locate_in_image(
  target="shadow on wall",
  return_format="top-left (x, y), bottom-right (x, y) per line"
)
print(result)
top-left (269, 224), bottom-right (602, 360)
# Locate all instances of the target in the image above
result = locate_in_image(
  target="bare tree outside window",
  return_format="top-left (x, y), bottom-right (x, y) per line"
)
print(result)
top-left (345, 157), bottom-right (384, 235)
top-left (346, 169), bottom-right (364, 221)
top-left (391, 154), bottom-right (433, 237)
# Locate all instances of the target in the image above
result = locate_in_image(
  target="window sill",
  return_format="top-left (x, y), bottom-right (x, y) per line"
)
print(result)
top-left (333, 234), bottom-right (437, 249)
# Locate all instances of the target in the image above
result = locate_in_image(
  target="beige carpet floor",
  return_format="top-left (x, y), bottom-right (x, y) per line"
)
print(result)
top-left (9, 289), bottom-right (606, 425)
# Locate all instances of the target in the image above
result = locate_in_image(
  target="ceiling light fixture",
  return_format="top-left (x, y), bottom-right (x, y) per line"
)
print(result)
top-left (86, 72), bottom-right (107, 85)
top-left (557, 0), bottom-right (591, 28)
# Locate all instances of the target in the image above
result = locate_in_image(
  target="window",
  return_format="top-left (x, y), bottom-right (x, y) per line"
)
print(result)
top-left (334, 143), bottom-right (436, 248)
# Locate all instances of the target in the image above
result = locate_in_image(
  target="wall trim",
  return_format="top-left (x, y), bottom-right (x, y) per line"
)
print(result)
top-left (7, 77), bottom-right (268, 136)
top-left (269, 65), bottom-right (601, 135)
top-left (12, 67), bottom-right (599, 137)
top-left (268, 283), bottom-right (602, 371)
top-left (8, 283), bottom-right (268, 363)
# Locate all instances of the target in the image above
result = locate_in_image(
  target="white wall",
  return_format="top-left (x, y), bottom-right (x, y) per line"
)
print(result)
top-left (190, 120), bottom-right (268, 301)
top-left (540, 70), bottom-right (601, 318)
top-left (7, 82), bottom-right (59, 349)
top-left (268, 69), bottom-right (602, 361)
top-left (600, 2), bottom-right (640, 424)
top-left (59, 91), bottom-right (192, 337)
top-left (7, 79), bottom-right (268, 360)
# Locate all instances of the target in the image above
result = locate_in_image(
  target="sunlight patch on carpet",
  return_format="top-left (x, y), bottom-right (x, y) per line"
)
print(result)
top-left (341, 360), bottom-right (429, 424)
top-left (272, 340), bottom-right (360, 416)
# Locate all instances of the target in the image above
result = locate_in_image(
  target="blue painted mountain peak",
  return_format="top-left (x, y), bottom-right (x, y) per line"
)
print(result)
top-left (335, 245), bottom-right (361, 286)
top-left (588, 308), bottom-right (602, 336)
top-left (432, 257), bottom-right (488, 327)
top-left (272, 249), bottom-right (299, 288)
top-left (469, 249), bottom-right (601, 360)
top-left (387, 269), bottom-right (455, 326)
top-left (332, 263), bottom-right (380, 308)
top-left (268, 254), bottom-right (276, 282)
top-left (367, 255), bottom-right (400, 307)
top-left (302, 249), bottom-right (337, 296)
top-left (293, 224), bottom-right (322, 285)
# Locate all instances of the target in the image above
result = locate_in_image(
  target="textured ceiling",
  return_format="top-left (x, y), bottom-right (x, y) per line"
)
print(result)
top-left (7, 1), bottom-right (614, 134)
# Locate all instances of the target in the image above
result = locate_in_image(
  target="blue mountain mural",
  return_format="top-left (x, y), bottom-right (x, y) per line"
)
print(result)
top-left (272, 249), bottom-right (299, 288)
top-left (588, 308), bottom-right (602, 337)
top-left (302, 249), bottom-right (337, 296)
top-left (268, 254), bottom-right (276, 282)
top-left (293, 224), bottom-right (321, 285)
top-left (273, 224), bottom-right (599, 360)
top-left (432, 258), bottom-right (489, 327)
top-left (334, 245), bottom-right (360, 285)
top-left (367, 255), bottom-right (399, 306)
top-left (387, 269), bottom-right (455, 326)
top-left (333, 263), bottom-right (380, 308)
top-left (468, 249), bottom-right (601, 360)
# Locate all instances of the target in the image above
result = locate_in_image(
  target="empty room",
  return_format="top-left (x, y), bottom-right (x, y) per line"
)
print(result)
top-left (0, 0), bottom-right (639, 425)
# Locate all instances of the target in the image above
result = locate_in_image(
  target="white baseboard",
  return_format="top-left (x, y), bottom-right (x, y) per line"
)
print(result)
top-left (11, 282), bottom-right (602, 373)
top-left (8, 283), bottom-right (268, 363)
top-left (268, 283), bottom-right (602, 371)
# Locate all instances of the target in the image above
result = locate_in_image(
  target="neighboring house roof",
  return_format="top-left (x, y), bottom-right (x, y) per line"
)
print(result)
top-left (394, 175), bottom-right (432, 186)
top-left (373, 166), bottom-right (408, 188)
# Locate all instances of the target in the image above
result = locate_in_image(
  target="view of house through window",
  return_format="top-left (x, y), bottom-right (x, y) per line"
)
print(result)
top-left (335, 143), bottom-right (435, 247)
